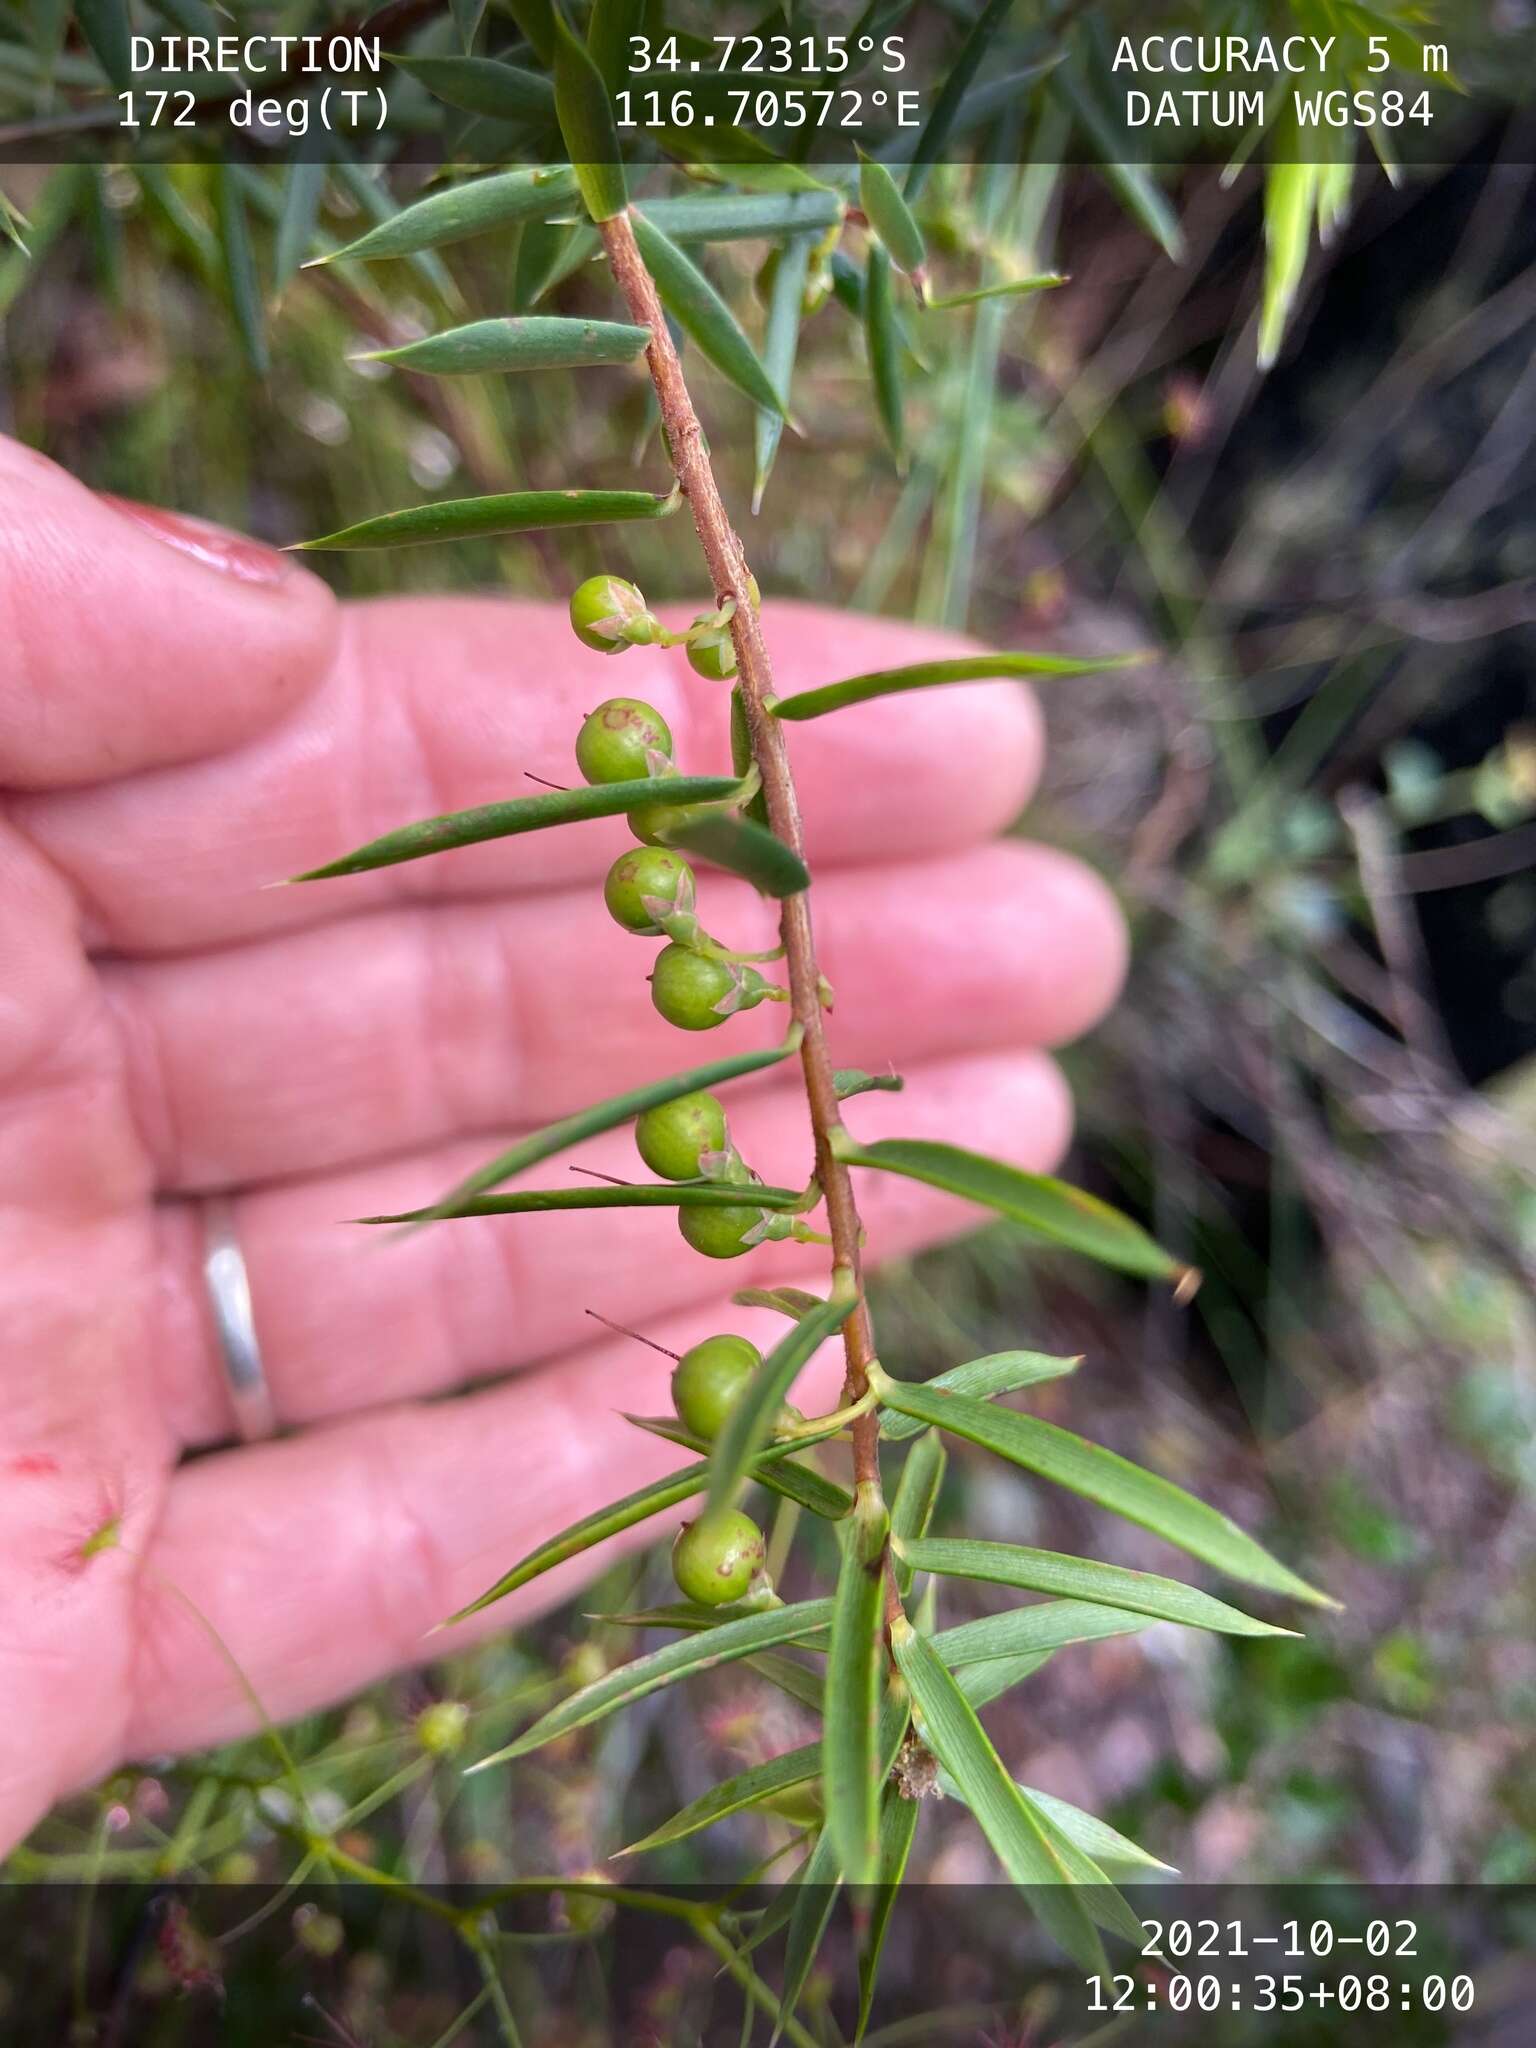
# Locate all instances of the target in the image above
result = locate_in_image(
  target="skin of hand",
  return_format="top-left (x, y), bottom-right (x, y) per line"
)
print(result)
top-left (0, 432), bottom-right (1127, 1854)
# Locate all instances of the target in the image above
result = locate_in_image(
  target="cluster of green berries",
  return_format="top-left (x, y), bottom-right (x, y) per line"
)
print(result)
top-left (667, 1331), bottom-right (778, 1604)
top-left (573, 694), bottom-right (781, 1034)
top-left (569, 576), bottom-right (793, 1604)
top-left (569, 575), bottom-right (797, 1261)
top-left (635, 1086), bottom-right (789, 1259)
top-left (569, 572), bottom-right (757, 682)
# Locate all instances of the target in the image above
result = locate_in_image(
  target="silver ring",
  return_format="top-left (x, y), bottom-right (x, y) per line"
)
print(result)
top-left (201, 1195), bottom-right (278, 1443)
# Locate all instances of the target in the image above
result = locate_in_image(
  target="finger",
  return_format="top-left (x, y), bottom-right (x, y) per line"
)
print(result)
top-left (153, 1048), bottom-right (1073, 1447)
top-left (127, 1285), bottom-right (851, 1760)
top-left (15, 599), bottom-right (1042, 955)
top-left (0, 437), bottom-right (337, 790)
top-left (110, 840), bottom-right (1123, 1192)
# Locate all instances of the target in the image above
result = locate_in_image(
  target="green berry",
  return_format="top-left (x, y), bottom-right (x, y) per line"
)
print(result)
top-left (603, 848), bottom-right (695, 937)
top-left (678, 1200), bottom-right (767, 1260)
top-left (414, 1701), bottom-right (469, 1756)
top-left (635, 1089), bottom-right (727, 1179)
top-left (671, 1509), bottom-right (765, 1605)
top-left (569, 574), bottom-right (657, 654)
top-left (576, 699), bottom-right (674, 786)
top-left (627, 797), bottom-right (702, 846)
top-left (649, 945), bottom-right (770, 1031)
top-left (686, 624), bottom-right (738, 681)
top-left (670, 1333), bottom-right (762, 1438)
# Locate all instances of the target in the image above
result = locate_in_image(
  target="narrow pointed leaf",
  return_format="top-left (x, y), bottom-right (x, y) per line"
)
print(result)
top-left (623, 1411), bottom-right (855, 1490)
top-left (824, 1511), bottom-right (888, 1883)
top-left (905, 0), bottom-right (1015, 199)
top-left (888, 1428), bottom-right (945, 1594)
top-left (864, 244), bottom-right (905, 470)
top-left (597, 1600), bottom-right (828, 1640)
top-left (506, 0), bottom-right (557, 65)
top-left (732, 1286), bottom-right (826, 1322)
top-left (1021, 1788), bottom-right (1176, 1878)
top-left (449, 0), bottom-right (486, 50)
top-left (288, 771), bottom-right (734, 881)
top-left (553, 16), bottom-right (626, 222)
top-left (754, 229), bottom-right (809, 511)
top-left (900, 1537), bottom-right (1297, 1638)
top-left (927, 274), bottom-right (1067, 310)
top-left (295, 485), bottom-right (679, 553)
top-left (858, 153), bottom-right (925, 277)
top-left (774, 649), bottom-right (1138, 722)
top-left (837, 1137), bottom-right (1187, 1285)
top-left (708, 1291), bottom-right (856, 1516)
top-left (954, 1649), bottom-right (1052, 1710)
top-left (1016, 1797), bottom-right (1147, 1944)
top-left (933, 1599), bottom-right (1151, 1668)
top-left (631, 213), bottom-right (787, 417)
top-left (456, 1457), bottom-right (830, 1623)
top-left (587, 0), bottom-right (643, 91)
top-left (313, 167), bottom-right (579, 265)
top-left (751, 1652), bottom-right (824, 1713)
top-left (363, 315), bottom-right (650, 377)
top-left (874, 1373), bottom-right (1328, 1605)
top-left (748, 1455), bottom-right (853, 1520)
top-left (855, 1787), bottom-right (920, 2041)
top-left (880, 1350), bottom-right (1080, 1442)
top-left (327, 164), bottom-right (454, 300)
top-left (940, 1767), bottom-right (1147, 1943)
top-left (832, 1069), bottom-right (904, 1101)
top-left (636, 190), bottom-right (843, 244)
top-left (274, 160), bottom-right (326, 291)
top-left (663, 810), bottom-right (809, 897)
top-left (657, 133), bottom-right (831, 194)
top-left (625, 1432), bottom-right (851, 1518)
top-left (359, 1182), bottom-right (804, 1225)
top-left (729, 682), bottom-right (771, 828)
top-left (1052, 69), bottom-right (1184, 261)
top-left (75, 0), bottom-right (131, 88)
top-left (778, 1827), bottom-right (841, 2032)
top-left (469, 1599), bottom-right (834, 1768)
top-left (621, 1740), bottom-right (824, 1856)
top-left (214, 167), bottom-right (267, 377)
top-left (623, 1691), bottom-right (906, 1860)
top-left (513, 218), bottom-right (596, 306)
top-left (889, 1619), bottom-right (1105, 1972)
top-left (1259, 159), bottom-right (1317, 372)
top-left (408, 1033), bottom-right (795, 1220)
top-left (445, 1462), bottom-right (718, 1621)
top-left (391, 55), bottom-right (555, 126)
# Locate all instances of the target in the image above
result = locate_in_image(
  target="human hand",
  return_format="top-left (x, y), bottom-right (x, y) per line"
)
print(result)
top-left (0, 434), bottom-right (1126, 1851)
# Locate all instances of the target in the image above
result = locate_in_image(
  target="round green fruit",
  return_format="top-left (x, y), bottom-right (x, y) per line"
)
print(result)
top-left (686, 625), bottom-right (738, 681)
top-left (569, 574), bottom-right (656, 654)
top-left (678, 1200), bottom-right (766, 1260)
top-left (603, 847), bottom-right (695, 936)
top-left (635, 1089), bottom-right (727, 1179)
top-left (649, 946), bottom-right (769, 1031)
top-left (575, 698), bottom-right (674, 786)
top-left (670, 1333), bottom-right (762, 1438)
top-left (671, 1509), bottom-right (765, 1605)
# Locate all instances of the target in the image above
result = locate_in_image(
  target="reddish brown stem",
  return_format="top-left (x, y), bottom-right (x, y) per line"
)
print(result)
top-left (597, 212), bottom-right (893, 1598)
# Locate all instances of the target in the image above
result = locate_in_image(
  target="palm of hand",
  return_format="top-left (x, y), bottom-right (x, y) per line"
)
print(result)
top-left (0, 437), bottom-right (1124, 1852)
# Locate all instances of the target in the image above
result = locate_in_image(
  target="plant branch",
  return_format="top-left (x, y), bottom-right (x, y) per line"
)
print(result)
top-left (597, 210), bottom-right (893, 1601)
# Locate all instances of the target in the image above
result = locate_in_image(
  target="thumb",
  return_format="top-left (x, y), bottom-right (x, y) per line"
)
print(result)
top-left (0, 435), bottom-right (338, 790)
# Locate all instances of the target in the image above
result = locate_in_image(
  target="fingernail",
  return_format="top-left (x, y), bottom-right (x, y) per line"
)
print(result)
top-left (98, 494), bottom-right (290, 587)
